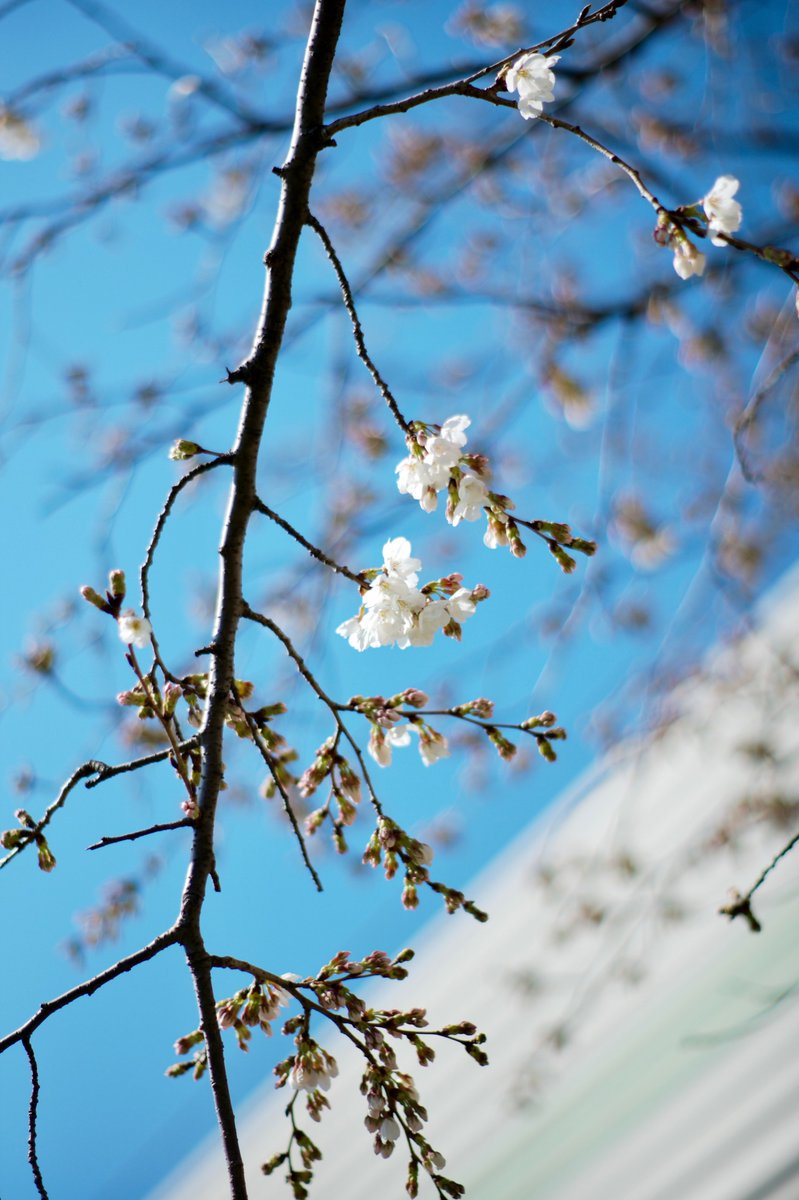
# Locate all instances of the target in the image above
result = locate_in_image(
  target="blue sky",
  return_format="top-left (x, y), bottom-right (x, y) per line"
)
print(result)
top-left (1, 1), bottom-right (798, 1197)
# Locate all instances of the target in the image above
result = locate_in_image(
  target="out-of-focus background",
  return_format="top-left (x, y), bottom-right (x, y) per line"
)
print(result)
top-left (1, 1), bottom-right (798, 1197)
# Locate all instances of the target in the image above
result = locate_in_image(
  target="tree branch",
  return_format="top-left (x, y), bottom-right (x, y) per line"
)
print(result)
top-left (22, 1037), bottom-right (48, 1200)
top-left (305, 211), bottom-right (412, 436)
top-left (252, 497), bottom-right (366, 583)
top-left (87, 818), bottom-right (194, 851)
top-left (0, 928), bottom-right (180, 1054)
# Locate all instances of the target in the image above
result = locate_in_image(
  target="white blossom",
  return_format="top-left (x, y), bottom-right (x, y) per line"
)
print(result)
top-left (396, 414), bottom-right (471, 511)
top-left (703, 175), bottom-right (742, 246)
top-left (380, 1116), bottom-right (401, 1142)
top-left (484, 508), bottom-right (509, 549)
top-left (450, 472), bottom-right (490, 526)
top-left (672, 237), bottom-right (706, 280)
top-left (415, 728), bottom-right (450, 767)
top-left (444, 587), bottom-right (477, 623)
top-left (381, 536), bottom-right (421, 583)
top-left (117, 610), bottom-right (153, 649)
top-left (290, 1054), bottom-right (338, 1093)
top-left (368, 723), bottom-right (412, 767)
top-left (505, 52), bottom-right (559, 120)
top-left (336, 538), bottom-right (483, 651)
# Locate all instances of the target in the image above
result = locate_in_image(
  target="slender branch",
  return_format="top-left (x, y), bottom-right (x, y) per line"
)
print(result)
top-left (0, 928), bottom-right (180, 1054)
top-left (324, 0), bottom-right (629, 138)
top-left (171, 5), bottom-right (349, 1197)
top-left (22, 1037), bottom-right (48, 1200)
top-left (84, 739), bottom-right (199, 789)
top-left (734, 347), bottom-right (799, 484)
top-left (241, 606), bottom-right (386, 817)
top-left (241, 605), bottom-right (340, 711)
top-left (140, 455), bottom-right (231, 676)
top-left (305, 211), bottom-right (412, 436)
top-left (87, 818), bottom-right (194, 851)
top-left (252, 497), bottom-right (366, 583)
top-left (208, 955), bottom-right (378, 1060)
top-left (236, 699), bottom-right (323, 892)
top-left (0, 759), bottom-right (105, 869)
top-left (720, 828), bottom-right (799, 933)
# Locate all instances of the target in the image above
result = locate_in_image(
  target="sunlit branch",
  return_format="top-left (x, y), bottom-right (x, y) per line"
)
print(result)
top-left (241, 605), bottom-right (340, 713)
top-left (252, 497), bottom-right (366, 583)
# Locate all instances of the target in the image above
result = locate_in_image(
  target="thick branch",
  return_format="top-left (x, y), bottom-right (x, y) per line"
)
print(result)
top-left (173, 4), bottom-right (348, 1197)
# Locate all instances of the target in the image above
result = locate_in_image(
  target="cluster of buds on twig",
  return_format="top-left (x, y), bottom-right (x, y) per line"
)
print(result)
top-left (520, 710), bottom-right (569, 762)
top-left (168, 979), bottom-right (291, 1078)
top-left (80, 568), bottom-right (153, 650)
top-left (363, 815), bottom-right (487, 920)
top-left (299, 738), bottom-right (362, 851)
top-left (0, 808), bottom-right (56, 872)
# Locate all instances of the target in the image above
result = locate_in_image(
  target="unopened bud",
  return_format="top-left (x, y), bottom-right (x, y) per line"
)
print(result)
top-left (108, 569), bottom-right (126, 598)
top-left (80, 585), bottom-right (109, 612)
top-left (169, 439), bottom-right (201, 461)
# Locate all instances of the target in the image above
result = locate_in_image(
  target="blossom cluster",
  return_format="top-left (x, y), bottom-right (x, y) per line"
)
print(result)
top-left (505, 51), bottom-right (559, 120)
top-left (395, 416), bottom-right (522, 551)
top-left (336, 537), bottom-right (488, 651)
top-left (664, 175), bottom-right (743, 280)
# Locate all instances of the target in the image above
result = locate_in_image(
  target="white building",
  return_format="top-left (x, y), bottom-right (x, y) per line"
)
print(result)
top-left (149, 574), bottom-right (799, 1200)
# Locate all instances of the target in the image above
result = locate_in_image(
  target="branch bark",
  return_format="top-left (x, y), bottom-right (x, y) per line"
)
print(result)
top-left (172, 3), bottom-right (348, 1197)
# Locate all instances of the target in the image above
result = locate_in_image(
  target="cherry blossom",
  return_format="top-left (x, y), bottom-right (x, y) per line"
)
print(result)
top-left (368, 723), bottom-right (412, 766)
top-left (703, 175), bottom-right (742, 246)
top-left (415, 727), bottom-right (450, 767)
top-left (449, 472), bottom-right (490, 526)
top-left (336, 538), bottom-right (486, 651)
top-left (672, 236), bottom-right (706, 280)
top-left (505, 52), bottom-right (559, 120)
top-left (396, 415), bottom-right (471, 512)
top-left (117, 610), bottom-right (153, 649)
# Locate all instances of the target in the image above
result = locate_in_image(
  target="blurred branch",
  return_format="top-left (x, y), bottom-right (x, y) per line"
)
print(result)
top-left (720, 828), bottom-right (799, 933)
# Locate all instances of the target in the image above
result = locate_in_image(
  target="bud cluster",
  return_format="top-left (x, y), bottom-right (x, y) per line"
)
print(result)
top-left (0, 807), bottom-right (56, 872)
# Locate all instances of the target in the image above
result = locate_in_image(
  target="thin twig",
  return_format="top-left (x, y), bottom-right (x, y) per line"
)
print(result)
top-left (140, 455), bottom-right (231, 676)
top-left (235, 696), bottom-right (323, 892)
top-left (324, 0), bottom-right (629, 138)
top-left (0, 761), bottom-right (98, 870)
top-left (87, 818), bottom-right (194, 851)
top-left (241, 605), bottom-right (340, 710)
top-left (84, 739), bottom-right (199, 788)
top-left (0, 929), bottom-right (180, 1054)
top-left (721, 828), bottom-right (799, 934)
top-left (22, 1037), bottom-right (48, 1200)
top-left (253, 497), bottom-right (366, 583)
top-left (305, 211), bottom-right (412, 436)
